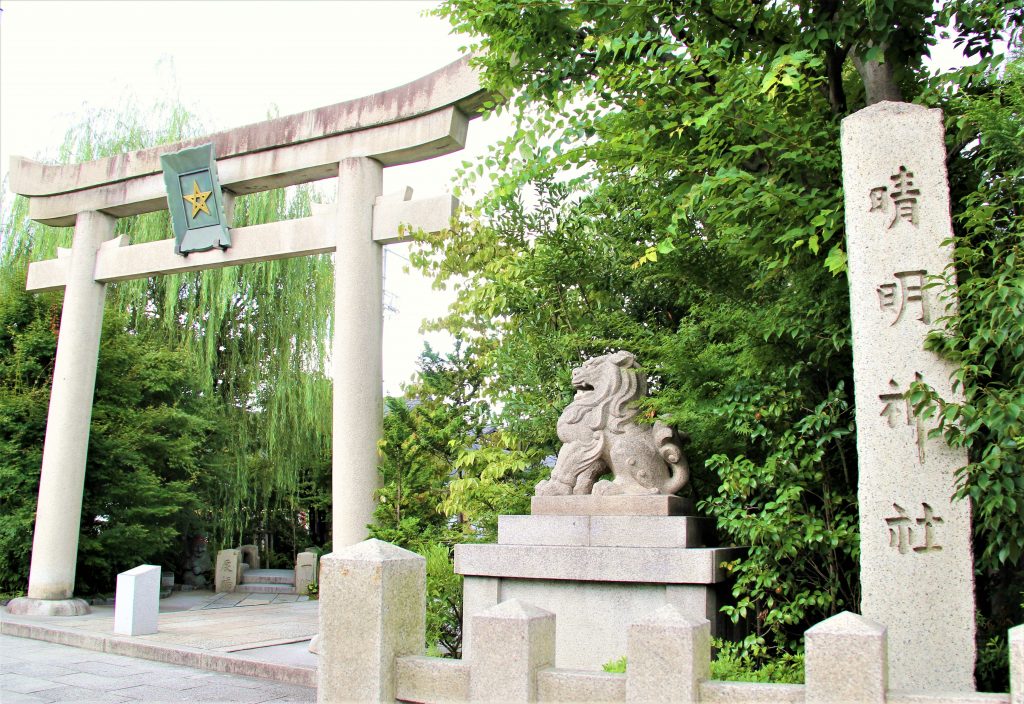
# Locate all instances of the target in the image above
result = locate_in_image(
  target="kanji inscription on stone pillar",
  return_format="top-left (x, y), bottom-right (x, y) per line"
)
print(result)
top-left (841, 101), bottom-right (976, 692)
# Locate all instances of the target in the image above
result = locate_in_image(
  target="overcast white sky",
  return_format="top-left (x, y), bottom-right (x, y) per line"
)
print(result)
top-left (0, 2), bottom-right (992, 393)
top-left (0, 0), bottom-right (510, 395)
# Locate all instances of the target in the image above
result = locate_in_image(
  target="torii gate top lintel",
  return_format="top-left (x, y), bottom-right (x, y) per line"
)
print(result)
top-left (10, 56), bottom-right (490, 227)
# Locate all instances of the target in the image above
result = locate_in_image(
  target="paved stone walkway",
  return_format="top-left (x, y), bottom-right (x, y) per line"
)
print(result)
top-left (197, 592), bottom-right (309, 610)
top-left (0, 634), bottom-right (314, 703)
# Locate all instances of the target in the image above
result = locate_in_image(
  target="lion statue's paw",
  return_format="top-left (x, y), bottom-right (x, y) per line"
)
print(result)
top-left (592, 480), bottom-right (621, 496)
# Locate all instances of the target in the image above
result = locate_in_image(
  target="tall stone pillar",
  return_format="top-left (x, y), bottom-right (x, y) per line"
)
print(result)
top-left (8, 210), bottom-right (116, 616)
top-left (841, 102), bottom-right (975, 690)
top-left (332, 157), bottom-right (384, 547)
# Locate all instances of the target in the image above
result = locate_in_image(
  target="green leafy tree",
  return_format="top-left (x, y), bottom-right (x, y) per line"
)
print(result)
top-left (919, 59), bottom-right (1024, 692)
top-left (372, 343), bottom-right (541, 656)
top-left (415, 0), bottom-right (1022, 683)
top-left (0, 259), bottom-right (214, 595)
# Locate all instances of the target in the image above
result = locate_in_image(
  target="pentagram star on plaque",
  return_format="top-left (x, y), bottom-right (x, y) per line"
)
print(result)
top-left (182, 180), bottom-right (213, 218)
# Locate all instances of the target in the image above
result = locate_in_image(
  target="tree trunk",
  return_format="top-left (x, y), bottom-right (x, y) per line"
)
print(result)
top-left (852, 45), bottom-right (904, 105)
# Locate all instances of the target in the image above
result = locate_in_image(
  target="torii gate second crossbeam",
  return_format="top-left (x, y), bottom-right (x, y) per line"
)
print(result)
top-left (5, 57), bottom-right (488, 616)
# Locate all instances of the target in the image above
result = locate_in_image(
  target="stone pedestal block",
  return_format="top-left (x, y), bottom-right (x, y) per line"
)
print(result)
top-left (531, 495), bottom-right (692, 516)
top-left (805, 611), bottom-right (887, 704)
top-left (457, 513), bottom-right (736, 670)
top-left (469, 599), bottom-right (555, 702)
top-left (842, 101), bottom-right (976, 691)
top-left (499, 514), bottom-right (713, 548)
top-left (214, 549), bottom-right (240, 594)
top-left (113, 564), bottom-right (161, 636)
top-left (294, 551), bottom-right (316, 596)
top-left (317, 539), bottom-right (425, 703)
top-left (626, 604), bottom-right (710, 703)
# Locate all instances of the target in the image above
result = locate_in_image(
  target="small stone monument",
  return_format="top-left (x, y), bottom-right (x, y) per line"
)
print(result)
top-left (239, 544), bottom-right (260, 570)
top-left (456, 351), bottom-right (741, 669)
top-left (113, 564), bottom-right (161, 636)
top-left (214, 548), bottom-right (241, 593)
top-left (841, 101), bottom-right (976, 691)
top-left (294, 551), bottom-right (317, 596)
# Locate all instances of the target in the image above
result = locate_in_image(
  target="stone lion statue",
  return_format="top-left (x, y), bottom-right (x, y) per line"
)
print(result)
top-left (534, 350), bottom-right (690, 497)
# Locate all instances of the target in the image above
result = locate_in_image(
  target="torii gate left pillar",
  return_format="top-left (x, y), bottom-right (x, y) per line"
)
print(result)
top-left (5, 58), bottom-right (488, 615)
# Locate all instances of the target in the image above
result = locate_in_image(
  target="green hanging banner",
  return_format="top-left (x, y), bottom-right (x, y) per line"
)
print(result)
top-left (160, 143), bottom-right (232, 256)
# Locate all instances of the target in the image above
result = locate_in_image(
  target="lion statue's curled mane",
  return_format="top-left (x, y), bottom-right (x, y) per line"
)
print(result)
top-left (534, 350), bottom-right (689, 497)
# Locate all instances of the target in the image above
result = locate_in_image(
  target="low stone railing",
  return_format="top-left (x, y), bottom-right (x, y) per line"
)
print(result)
top-left (316, 539), bottom-right (1023, 703)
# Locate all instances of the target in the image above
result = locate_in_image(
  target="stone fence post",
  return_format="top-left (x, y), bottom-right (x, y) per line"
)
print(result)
top-left (316, 539), bottom-right (425, 703)
top-left (469, 599), bottom-right (555, 702)
top-left (805, 611), bottom-right (887, 704)
top-left (626, 604), bottom-right (710, 703)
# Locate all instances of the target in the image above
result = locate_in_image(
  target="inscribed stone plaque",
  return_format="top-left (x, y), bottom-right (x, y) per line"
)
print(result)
top-left (214, 548), bottom-right (240, 594)
top-left (160, 143), bottom-right (231, 255)
top-left (841, 101), bottom-right (975, 691)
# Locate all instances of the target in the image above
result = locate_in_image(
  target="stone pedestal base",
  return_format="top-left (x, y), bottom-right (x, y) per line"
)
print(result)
top-left (455, 503), bottom-right (741, 671)
top-left (5, 597), bottom-right (91, 616)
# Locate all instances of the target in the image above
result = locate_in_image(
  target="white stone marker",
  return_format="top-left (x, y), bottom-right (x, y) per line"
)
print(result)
top-left (114, 564), bottom-right (161, 636)
top-left (841, 101), bottom-right (975, 691)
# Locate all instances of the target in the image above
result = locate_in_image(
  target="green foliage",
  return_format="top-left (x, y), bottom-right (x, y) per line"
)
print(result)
top-left (371, 344), bottom-right (548, 655)
top-left (424, 543), bottom-right (464, 657)
top-left (602, 656), bottom-right (627, 674)
top-left (371, 345), bottom-right (483, 656)
top-left (599, 649), bottom-right (805, 684)
top-left (704, 383), bottom-right (858, 653)
top-left (420, 0), bottom-right (1023, 678)
top-left (710, 642), bottom-right (805, 684)
top-left (0, 261), bottom-right (214, 594)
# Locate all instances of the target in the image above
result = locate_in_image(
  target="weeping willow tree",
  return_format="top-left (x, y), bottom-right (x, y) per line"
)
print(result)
top-left (1, 97), bottom-right (335, 557)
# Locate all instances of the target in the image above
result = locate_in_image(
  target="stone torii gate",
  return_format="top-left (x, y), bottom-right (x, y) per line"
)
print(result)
top-left (6, 58), bottom-right (487, 616)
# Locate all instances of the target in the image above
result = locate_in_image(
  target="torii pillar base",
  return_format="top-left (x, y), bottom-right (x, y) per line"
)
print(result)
top-left (6, 597), bottom-right (91, 616)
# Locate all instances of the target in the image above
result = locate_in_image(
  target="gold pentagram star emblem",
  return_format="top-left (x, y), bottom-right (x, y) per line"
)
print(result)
top-left (182, 180), bottom-right (213, 218)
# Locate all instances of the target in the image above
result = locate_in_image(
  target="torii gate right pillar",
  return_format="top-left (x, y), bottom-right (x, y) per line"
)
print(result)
top-left (332, 157), bottom-right (385, 546)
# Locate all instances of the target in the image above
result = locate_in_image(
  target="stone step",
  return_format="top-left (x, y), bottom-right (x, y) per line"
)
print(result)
top-left (239, 569), bottom-right (295, 586)
top-left (236, 583), bottom-right (296, 595)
